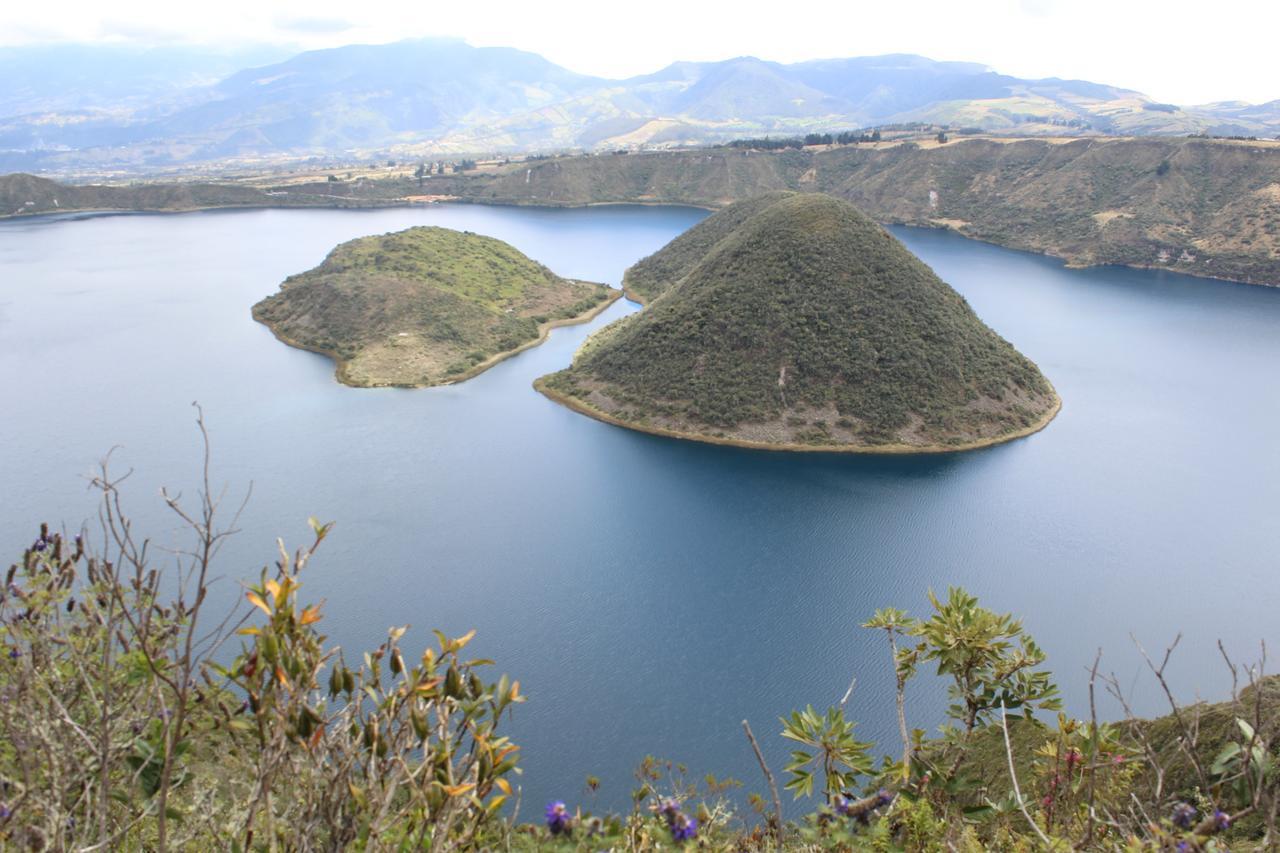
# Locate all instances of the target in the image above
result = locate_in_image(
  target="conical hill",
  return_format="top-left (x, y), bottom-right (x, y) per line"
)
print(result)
top-left (537, 192), bottom-right (1059, 451)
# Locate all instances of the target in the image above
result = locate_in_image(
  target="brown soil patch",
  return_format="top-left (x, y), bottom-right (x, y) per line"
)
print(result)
top-left (540, 377), bottom-right (1061, 454)
top-left (1092, 210), bottom-right (1134, 227)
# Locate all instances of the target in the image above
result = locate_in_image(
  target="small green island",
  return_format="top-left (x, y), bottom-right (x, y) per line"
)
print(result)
top-left (536, 192), bottom-right (1060, 452)
top-left (252, 226), bottom-right (619, 387)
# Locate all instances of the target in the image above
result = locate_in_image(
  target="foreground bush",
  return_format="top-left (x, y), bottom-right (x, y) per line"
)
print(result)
top-left (0, 417), bottom-right (521, 851)
top-left (0, 421), bottom-right (1275, 850)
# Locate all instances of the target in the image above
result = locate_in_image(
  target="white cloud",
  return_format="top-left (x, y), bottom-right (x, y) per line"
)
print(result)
top-left (95, 19), bottom-right (189, 44)
top-left (1019, 0), bottom-right (1057, 17)
top-left (273, 16), bottom-right (355, 35)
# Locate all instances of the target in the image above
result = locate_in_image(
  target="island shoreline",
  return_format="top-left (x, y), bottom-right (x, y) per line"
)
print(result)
top-left (533, 377), bottom-right (1062, 455)
top-left (254, 285), bottom-right (623, 389)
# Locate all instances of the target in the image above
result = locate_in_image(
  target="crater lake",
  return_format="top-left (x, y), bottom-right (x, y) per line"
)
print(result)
top-left (2, 203), bottom-right (1278, 814)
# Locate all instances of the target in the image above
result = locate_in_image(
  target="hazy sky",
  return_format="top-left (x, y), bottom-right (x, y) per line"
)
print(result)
top-left (3, 0), bottom-right (1276, 105)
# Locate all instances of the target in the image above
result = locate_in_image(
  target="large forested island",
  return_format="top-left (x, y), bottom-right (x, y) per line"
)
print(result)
top-left (537, 192), bottom-right (1060, 452)
top-left (252, 226), bottom-right (618, 387)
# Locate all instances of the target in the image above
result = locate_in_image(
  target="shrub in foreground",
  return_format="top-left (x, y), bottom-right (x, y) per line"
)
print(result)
top-left (0, 423), bottom-right (1275, 850)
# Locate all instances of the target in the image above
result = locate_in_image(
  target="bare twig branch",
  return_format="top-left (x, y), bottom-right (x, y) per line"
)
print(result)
top-left (1083, 648), bottom-right (1102, 849)
top-left (1131, 633), bottom-right (1211, 792)
top-left (1000, 701), bottom-right (1053, 847)
top-left (742, 719), bottom-right (782, 835)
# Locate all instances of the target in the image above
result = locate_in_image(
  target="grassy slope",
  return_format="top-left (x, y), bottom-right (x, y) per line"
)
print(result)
top-left (816, 138), bottom-right (1280, 286)
top-left (953, 676), bottom-right (1280, 841)
top-left (252, 226), bottom-right (614, 387)
top-left (455, 138), bottom-right (1280, 287)
top-left (539, 193), bottom-right (1058, 451)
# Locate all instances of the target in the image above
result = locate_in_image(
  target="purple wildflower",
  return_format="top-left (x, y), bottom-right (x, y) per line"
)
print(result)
top-left (832, 794), bottom-right (851, 816)
top-left (652, 798), bottom-right (697, 843)
top-left (875, 788), bottom-right (894, 808)
top-left (32, 538), bottom-right (47, 553)
top-left (669, 811), bottom-right (697, 842)
top-left (0, 803), bottom-right (9, 820)
top-left (1171, 802), bottom-right (1196, 829)
top-left (545, 801), bottom-right (571, 836)
top-left (1213, 809), bottom-right (1231, 832)
top-left (7, 649), bottom-right (18, 661)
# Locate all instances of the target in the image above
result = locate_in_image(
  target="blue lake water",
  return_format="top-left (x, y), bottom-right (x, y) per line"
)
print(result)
top-left (1, 203), bottom-right (1278, 816)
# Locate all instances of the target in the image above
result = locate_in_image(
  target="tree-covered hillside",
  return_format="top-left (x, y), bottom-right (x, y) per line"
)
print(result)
top-left (622, 191), bottom-right (799, 303)
top-left (540, 193), bottom-right (1058, 451)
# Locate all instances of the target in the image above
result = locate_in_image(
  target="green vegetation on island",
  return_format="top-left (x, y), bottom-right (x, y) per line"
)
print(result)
top-left (621, 191), bottom-right (802, 304)
top-left (539, 193), bottom-right (1059, 452)
top-left (251, 226), bottom-right (618, 387)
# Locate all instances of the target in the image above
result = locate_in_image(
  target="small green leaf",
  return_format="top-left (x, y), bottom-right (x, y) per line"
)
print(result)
top-left (1237, 717), bottom-right (1256, 741)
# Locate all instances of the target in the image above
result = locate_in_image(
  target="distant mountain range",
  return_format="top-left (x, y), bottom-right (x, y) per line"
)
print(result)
top-left (2, 37), bottom-right (1279, 174)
